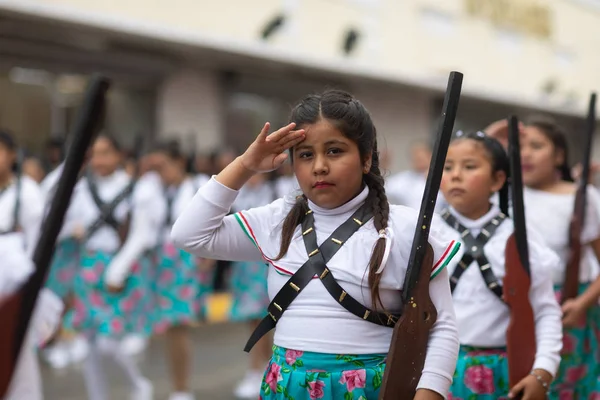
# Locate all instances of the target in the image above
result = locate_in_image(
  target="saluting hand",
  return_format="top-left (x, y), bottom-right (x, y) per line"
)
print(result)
top-left (483, 119), bottom-right (525, 149)
top-left (240, 122), bottom-right (305, 173)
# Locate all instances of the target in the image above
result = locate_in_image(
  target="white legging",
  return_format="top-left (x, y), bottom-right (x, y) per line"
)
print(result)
top-left (83, 336), bottom-right (146, 400)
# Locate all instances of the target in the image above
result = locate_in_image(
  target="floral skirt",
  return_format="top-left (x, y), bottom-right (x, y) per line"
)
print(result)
top-left (44, 238), bottom-right (80, 299)
top-left (549, 283), bottom-right (600, 399)
top-left (449, 345), bottom-right (509, 399)
top-left (230, 261), bottom-right (269, 322)
top-left (152, 243), bottom-right (210, 333)
top-left (65, 250), bottom-right (153, 338)
top-left (260, 345), bottom-right (386, 400)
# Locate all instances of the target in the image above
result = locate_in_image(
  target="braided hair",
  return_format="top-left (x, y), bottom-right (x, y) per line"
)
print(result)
top-left (274, 90), bottom-right (390, 310)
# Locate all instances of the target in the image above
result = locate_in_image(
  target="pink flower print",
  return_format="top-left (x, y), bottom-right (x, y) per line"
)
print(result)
top-left (589, 393), bottom-right (600, 400)
top-left (340, 369), bottom-right (366, 392)
top-left (160, 270), bottom-right (174, 284)
top-left (285, 349), bottom-right (304, 366)
top-left (562, 333), bottom-right (576, 355)
top-left (179, 285), bottom-right (194, 299)
top-left (565, 365), bottom-right (587, 383)
top-left (131, 289), bottom-right (143, 301)
top-left (265, 363), bottom-right (283, 392)
top-left (58, 269), bottom-right (73, 282)
top-left (464, 365), bottom-right (495, 394)
top-left (111, 319), bottom-right (124, 334)
top-left (131, 262), bottom-right (140, 274)
top-left (154, 320), bottom-right (169, 334)
top-left (559, 390), bottom-right (574, 400)
top-left (160, 297), bottom-right (173, 309)
top-left (447, 394), bottom-right (463, 400)
top-left (307, 380), bottom-right (325, 399)
top-left (163, 243), bottom-right (177, 258)
top-left (89, 292), bottom-right (104, 307)
top-left (82, 269), bottom-right (98, 283)
top-left (554, 290), bottom-right (562, 303)
top-left (119, 298), bottom-right (135, 312)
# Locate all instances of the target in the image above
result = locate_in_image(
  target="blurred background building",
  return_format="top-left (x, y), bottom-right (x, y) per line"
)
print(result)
top-left (0, 0), bottom-right (599, 170)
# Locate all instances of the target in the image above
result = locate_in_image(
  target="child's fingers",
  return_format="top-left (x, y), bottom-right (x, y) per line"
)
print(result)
top-left (256, 122), bottom-right (271, 142)
top-left (278, 129), bottom-right (305, 147)
top-left (265, 123), bottom-right (296, 143)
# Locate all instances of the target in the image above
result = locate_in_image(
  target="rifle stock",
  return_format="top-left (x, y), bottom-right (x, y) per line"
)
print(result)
top-left (379, 245), bottom-right (436, 398)
top-left (379, 71), bottom-right (463, 399)
top-left (503, 115), bottom-right (536, 391)
top-left (562, 92), bottom-right (595, 303)
top-left (0, 75), bottom-right (109, 396)
top-left (503, 235), bottom-right (536, 388)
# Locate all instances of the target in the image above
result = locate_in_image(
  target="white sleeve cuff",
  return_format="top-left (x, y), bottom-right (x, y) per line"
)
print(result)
top-left (416, 370), bottom-right (451, 399)
top-left (533, 355), bottom-right (560, 378)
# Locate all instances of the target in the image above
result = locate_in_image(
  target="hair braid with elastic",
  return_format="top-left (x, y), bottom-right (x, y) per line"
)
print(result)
top-left (363, 136), bottom-right (390, 312)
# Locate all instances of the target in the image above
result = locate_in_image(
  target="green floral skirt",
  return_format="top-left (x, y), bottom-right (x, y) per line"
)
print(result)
top-left (260, 345), bottom-right (386, 400)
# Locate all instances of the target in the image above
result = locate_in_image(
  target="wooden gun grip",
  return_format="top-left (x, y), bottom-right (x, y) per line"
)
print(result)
top-left (503, 235), bottom-right (536, 389)
top-left (0, 294), bottom-right (22, 396)
top-left (562, 216), bottom-right (581, 303)
top-left (379, 244), bottom-right (437, 399)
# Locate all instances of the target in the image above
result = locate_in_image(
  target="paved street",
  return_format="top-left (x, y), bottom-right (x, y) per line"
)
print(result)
top-left (42, 322), bottom-right (252, 400)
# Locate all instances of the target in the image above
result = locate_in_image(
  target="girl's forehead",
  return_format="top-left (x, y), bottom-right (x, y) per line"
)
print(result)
top-left (301, 120), bottom-right (346, 142)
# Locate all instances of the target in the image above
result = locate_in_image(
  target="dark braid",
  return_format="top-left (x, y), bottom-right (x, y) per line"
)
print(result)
top-left (275, 195), bottom-right (309, 260)
top-left (363, 136), bottom-right (390, 310)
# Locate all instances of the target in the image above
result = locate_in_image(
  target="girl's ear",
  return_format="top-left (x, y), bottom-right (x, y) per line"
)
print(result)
top-left (491, 170), bottom-right (507, 193)
top-left (363, 154), bottom-right (373, 174)
top-left (554, 148), bottom-right (565, 169)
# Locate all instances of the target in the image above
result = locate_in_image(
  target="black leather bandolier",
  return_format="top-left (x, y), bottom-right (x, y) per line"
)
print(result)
top-left (245, 203), bottom-right (401, 352)
top-left (83, 174), bottom-right (136, 242)
top-left (0, 176), bottom-right (22, 235)
top-left (441, 209), bottom-right (507, 299)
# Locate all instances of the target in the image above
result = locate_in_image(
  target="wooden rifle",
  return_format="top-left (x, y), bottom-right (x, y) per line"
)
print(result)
top-left (379, 71), bottom-right (463, 399)
top-left (562, 93), bottom-right (596, 303)
top-left (0, 75), bottom-right (109, 397)
top-left (503, 115), bottom-right (536, 394)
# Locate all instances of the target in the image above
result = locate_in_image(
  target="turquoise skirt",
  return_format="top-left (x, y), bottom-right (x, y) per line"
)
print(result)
top-left (260, 345), bottom-right (386, 400)
top-left (549, 283), bottom-right (600, 399)
top-left (66, 249), bottom-right (153, 338)
top-left (449, 345), bottom-right (509, 399)
top-left (230, 260), bottom-right (269, 322)
top-left (152, 242), bottom-right (210, 333)
top-left (44, 238), bottom-right (80, 299)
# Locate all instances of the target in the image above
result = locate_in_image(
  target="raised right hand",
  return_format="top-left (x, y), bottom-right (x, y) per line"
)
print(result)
top-left (240, 122), bottom-right (305, 173)
top-left (483, 119), bottom-right (525, 149)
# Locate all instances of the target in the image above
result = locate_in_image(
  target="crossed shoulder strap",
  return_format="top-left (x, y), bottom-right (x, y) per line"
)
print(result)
top-left (441, 209), bottom-right (507, 299)
top-left (84, 173), bottom-right (136, 241)
top-left (244, 203), bottom-right (401, 353)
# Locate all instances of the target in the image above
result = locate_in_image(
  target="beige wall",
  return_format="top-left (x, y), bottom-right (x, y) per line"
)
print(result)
top-left (156, 69), bottom-right (224, 152)
top-left (2, 0), bottom-right (600, 115)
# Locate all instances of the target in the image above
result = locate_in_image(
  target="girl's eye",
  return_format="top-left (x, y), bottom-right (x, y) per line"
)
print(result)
top-left (327, 148), bottom-right (342, 155)
top-left (298, 151), bottom-right (312, 159)
top-left (443, 165), bottom-right (452, 171)
top-left (465, 164), bottom-right (478, 170)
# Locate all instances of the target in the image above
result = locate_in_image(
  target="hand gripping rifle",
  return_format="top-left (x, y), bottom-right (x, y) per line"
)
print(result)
top-left (379, 71), bottom-right (463, 399)
top-left (503, 116), bottom-right (536, 395)
top-left (562, 93), bottom-right (596, 303)
top-left (0, 76), bottom-right (109, 397)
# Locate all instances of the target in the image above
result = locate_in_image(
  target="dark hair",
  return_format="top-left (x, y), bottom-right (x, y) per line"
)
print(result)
top-left (525, 115), bottom-right (573, 182)
top-left (96, 133), bottom-right (122, 152)
top-left (153, 140), bottom-right (185, 162)
top-left (0, 130), bottom-right (17, 152)
top-left (451, 131), bottom-right (510, 214)
top-left (275, 89), bottom-right (389, 311)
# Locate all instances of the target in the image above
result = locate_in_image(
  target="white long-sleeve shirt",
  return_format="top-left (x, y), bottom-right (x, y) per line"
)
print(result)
top-left (71, 170), bottom-right (166, 287)
top-left (172, 177), bottom-right (461, 396)
top-left (0, 175), bottom-right (43, 257)
top-left (439, 205), bottom-right (563, 376)
top-left (524, 186), bottom-right (600, 284)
